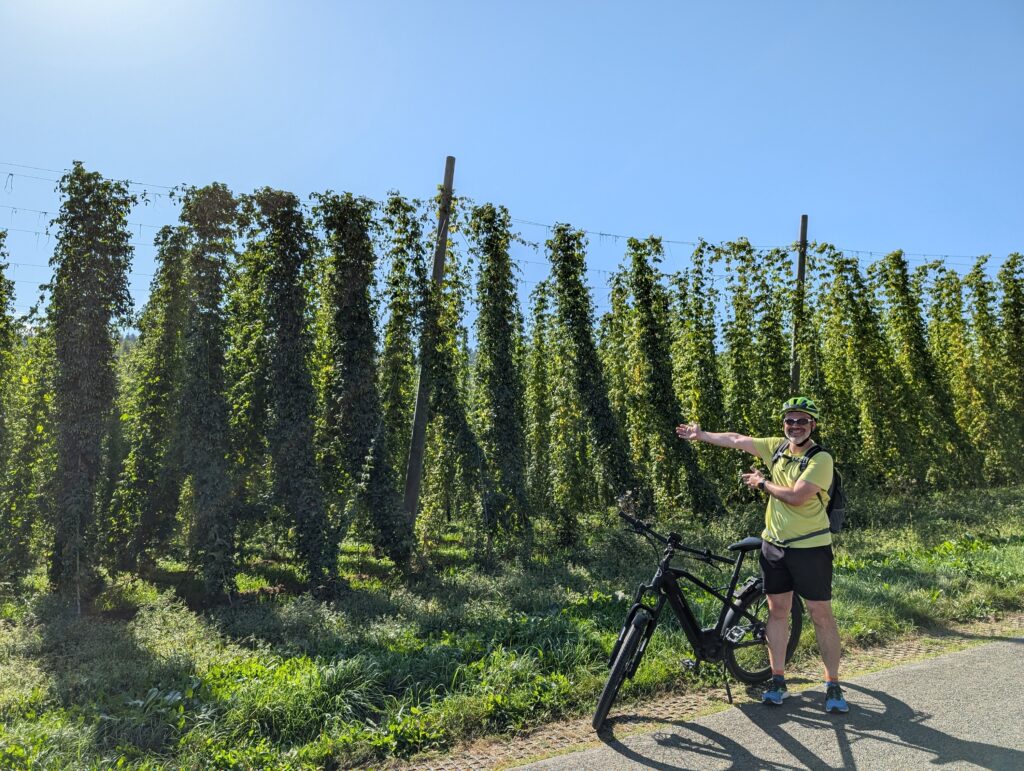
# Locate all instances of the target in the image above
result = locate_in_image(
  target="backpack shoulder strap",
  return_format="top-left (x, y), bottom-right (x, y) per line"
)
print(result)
top-left (770, 440), bottom-right (788, 468)
top-left (798, 443), bottom-right (829, 472)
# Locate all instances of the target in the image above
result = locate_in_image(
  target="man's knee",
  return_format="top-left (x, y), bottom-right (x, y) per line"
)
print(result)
top-left (766, 592), bottom-right (793, 619)
top-left (804, 599), bottom-right (836, 625)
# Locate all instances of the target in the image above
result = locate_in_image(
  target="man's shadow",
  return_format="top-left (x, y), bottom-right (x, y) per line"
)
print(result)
top-left (599, 681), bottom-right (1024, 770)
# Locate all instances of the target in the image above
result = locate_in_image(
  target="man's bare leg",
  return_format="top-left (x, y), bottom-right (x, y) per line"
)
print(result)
top-left (765, 591), bottom-right (794, 674)
top-left (804, 598), bottom-right (841, 681)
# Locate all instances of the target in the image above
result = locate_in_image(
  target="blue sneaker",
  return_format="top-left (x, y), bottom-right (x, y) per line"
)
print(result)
top-left (762, 677), bottom-right (788, 705)
top-left (825, 681), bottom-right (849, 713)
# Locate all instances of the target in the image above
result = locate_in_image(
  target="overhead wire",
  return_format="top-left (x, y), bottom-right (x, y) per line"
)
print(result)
top-left (0, 159), bottom-right (1011, 289)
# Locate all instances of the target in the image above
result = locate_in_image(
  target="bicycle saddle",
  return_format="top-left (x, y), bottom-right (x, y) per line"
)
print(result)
top-left (727, 536), bottom-right (763, 553)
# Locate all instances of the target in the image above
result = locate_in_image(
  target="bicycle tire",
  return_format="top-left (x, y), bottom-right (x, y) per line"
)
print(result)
top-left (722, 588), bottom-right (803, 684)
top-left (592, 610), bottom-right (650, 731)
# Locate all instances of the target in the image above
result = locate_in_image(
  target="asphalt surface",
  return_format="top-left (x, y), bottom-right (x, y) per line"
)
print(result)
top-left (520, 639), bottom-right (1024, 770)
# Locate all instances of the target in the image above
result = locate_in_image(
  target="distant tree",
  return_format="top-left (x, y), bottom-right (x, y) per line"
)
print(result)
top-left (748, 247), bottom-right (791, 431)
top-left (47, 162), bottom-right (136, 599)
top-left (547, 291), bottom-right (597, 549)
top-left (94, 348), bottom-right (132, 569)
top-left (224, 215), bottom-right (272, 547)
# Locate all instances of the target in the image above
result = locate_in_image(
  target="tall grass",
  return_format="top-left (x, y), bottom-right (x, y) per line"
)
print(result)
top-left (2, 485), bottom-right (1023, 768)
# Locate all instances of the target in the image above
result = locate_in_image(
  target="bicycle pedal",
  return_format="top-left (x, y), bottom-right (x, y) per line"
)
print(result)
top-left (681, 658), bottom-right (701, 674)
top-left (725, 626), bottom-right (747, 643)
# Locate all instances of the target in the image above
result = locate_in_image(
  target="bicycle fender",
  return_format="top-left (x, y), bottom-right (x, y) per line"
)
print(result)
top-left (626, 610), bottom-right (654, 679)
top-left (723, 580), bottom-right (763, 629)
top-left (608, 604), bottom-right (649, 668)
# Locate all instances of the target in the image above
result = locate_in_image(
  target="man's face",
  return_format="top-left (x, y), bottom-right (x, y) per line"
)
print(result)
top-left (783, 411), bottom-right (815, 443)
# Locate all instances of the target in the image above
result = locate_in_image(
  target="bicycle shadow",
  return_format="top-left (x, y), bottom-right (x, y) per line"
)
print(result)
top-left (599, 681), bottom-right (1024, 770)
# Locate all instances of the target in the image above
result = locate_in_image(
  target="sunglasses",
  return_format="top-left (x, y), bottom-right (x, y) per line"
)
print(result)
top-left (784, 417), bottom-right (813, 426)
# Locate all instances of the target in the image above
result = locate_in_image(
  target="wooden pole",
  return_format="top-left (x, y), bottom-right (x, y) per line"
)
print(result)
top-left (790, 214), bottom-right (808, 394)
top-left (403, 156), bottom-right (456, 524)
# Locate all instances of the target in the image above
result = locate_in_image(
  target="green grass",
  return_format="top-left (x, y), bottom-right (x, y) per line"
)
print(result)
top-left (2, 485), bottom-right (1024, 768)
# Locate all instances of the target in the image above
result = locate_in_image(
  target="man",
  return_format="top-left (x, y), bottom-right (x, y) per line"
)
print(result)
top-left (675, 396), bottom-right (848, 713)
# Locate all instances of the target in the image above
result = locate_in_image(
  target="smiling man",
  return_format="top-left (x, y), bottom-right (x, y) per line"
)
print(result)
top-left (675, 396), bottom-right (848, 714)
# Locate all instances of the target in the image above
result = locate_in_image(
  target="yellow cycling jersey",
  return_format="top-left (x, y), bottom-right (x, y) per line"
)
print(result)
top-left (753, 437), bottom-right (833, 548)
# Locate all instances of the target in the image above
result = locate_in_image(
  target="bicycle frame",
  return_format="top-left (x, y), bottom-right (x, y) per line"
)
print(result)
top-left (610, 521), bottom-right (760, 672)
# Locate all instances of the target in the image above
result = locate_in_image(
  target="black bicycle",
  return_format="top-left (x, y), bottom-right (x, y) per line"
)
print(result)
top-left (592, 506), bottom-right (804, 731)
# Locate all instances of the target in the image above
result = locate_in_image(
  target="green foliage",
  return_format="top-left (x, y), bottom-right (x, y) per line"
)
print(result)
top-left (378, 194), bottom-right (429, 481)
top-left (467, 203), bottom-right (529, 543)
top-left (962, 259), bottom-right (1009, 479)
top-left (0, 330), bottom-right (56, 582)
top-left (811, 244), bottom-right (918, 483)
top-left (417, 205), bottom-right (487, 553)
top-left (525, 280), bottom-right (596, 548)
top-left (996, 253), bottom-right (1024, 457)
top-left (48, 162), bottom-right (137, 599)
top-left (670, 241), bottom-right (728, 490)
top-left (871, 251), bottom-right (979, 486)
top-left (114, 226), bottom-right (190, 569)
top-left (0, 230), bottom-right (15, 427)
top-left (547, 224), bottom-right (644, 514)
top-left (225, 217), bottom-right (273, 542)
top-left (621, 236), bottom-right (721, 518)
top-left (719, 240), bottom-right (790, 448)
top-left (238, 189), bottom-right (332, 588)
top-left (313, 192), bottom-right (410, 567)
top-left (923, 266), bottom-right (988, 475)
top-left (179, 183), bottom-right (238, 596)
top-left (0, 232), bottom-right (32, 579)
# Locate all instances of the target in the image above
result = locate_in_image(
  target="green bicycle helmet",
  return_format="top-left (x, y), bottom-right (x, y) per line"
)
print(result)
top-left (781, 396), bottom-right (820, 419)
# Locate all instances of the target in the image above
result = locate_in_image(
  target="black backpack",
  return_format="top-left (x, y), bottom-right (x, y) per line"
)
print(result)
top-left (769, 440), bottom-right (846, 545)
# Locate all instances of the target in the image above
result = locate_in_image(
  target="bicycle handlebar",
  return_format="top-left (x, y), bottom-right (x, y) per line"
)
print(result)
top-left (617, 509), bottom-right (733, 565)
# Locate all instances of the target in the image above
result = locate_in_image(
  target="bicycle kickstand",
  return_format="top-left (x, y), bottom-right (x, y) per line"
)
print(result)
top-left (719, 662), bottom-right (733, 704)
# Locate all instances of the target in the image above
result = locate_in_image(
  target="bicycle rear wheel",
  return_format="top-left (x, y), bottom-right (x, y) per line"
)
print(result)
top-left (592, 610), bottom-right (650, 731)
top-left (723, 589), bottom-right (802, 684)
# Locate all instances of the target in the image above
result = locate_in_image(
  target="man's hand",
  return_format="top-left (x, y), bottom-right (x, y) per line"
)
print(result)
top-left (677, 425), bottom-right (758, 456)
top-left (741, 466), bottom-right (767, 491)
top-left (675, 422), bottom-right (703, 442)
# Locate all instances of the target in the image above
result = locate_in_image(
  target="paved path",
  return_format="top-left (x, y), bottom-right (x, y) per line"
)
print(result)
top-left (520, 639), bottom-right (1024, 770)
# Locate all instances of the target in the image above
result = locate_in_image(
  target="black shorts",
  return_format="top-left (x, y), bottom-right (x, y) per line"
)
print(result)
top-left (760, 542), bottom-right (833, 601)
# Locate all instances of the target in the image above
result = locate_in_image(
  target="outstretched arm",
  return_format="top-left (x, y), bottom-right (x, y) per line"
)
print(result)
top-left (675, 422), bottom-right (758, 456)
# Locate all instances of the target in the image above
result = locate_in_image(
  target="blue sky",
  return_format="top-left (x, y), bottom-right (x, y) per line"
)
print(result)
top-left (2, 0), bottom-right (1022, 317)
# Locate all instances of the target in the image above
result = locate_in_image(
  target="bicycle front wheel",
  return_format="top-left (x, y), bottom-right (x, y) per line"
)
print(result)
top-left (723, 589), bottom-right (803, 684)
top-left (592, 610), bottom-right (650, 731)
